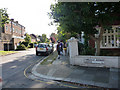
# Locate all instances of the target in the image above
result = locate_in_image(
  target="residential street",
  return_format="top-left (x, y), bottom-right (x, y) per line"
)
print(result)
top-left (1, 49), bottom-right (67, 88)
top-left (1, 48), bottom-right (86, 89)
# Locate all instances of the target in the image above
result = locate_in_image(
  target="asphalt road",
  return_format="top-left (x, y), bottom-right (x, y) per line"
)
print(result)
top-left (1, 48), bottom-right (81, 89)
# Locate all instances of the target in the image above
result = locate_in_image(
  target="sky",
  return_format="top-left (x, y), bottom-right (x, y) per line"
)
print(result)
top-left (0, 0), bottom-right (57, 38)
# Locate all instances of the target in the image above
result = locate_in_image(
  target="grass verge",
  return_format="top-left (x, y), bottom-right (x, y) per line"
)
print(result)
top-left (0, 51), bottom-right (17, 56)
top-left (40, 50), bottom-right (58, 65)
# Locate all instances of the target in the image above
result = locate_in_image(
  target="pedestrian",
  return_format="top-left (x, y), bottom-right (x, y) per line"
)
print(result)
top-left (63, 42), bottom-right (67, 56)
top-left (56, 41), bottom-right (61, 59)
top-left (60, 40), bottom-right (63, 55)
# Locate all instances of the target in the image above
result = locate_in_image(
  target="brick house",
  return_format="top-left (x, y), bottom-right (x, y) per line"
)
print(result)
top-left (30, 34), bottom-right (37, 43)
top-left (0, 19), bottom-right (25, 51)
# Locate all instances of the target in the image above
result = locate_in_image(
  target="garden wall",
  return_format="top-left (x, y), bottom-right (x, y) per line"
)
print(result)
top-left (70, 56), bottom-right (120, 68)
top-left (68, 37), bottom-right (120, 68)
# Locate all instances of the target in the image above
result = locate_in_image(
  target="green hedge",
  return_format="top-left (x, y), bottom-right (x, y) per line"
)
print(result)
top-left (21, 41), bottom-right (29, 47)
top-left (16, 44), bottom-right (27, 50)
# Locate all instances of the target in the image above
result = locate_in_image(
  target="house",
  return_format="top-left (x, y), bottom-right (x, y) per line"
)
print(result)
top-left (30, 34), bottom-right (37, 43)
top-left (0, 19), bottom-right (26, 51)
top-left (100, 25), bottom-right (120, 55)
top-left (89, 25), bottom-right (120, 55)
top-left (50, 33), bottom-right (57, 43)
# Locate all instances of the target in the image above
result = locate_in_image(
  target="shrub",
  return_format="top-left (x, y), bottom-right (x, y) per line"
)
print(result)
top-left (78, 43), bottom-right (84, 55)
top-left (81, 46), bottom-right (95, 55)
top-left (16, 44), bottom-right (26, 50)
top-left (78, 42), bottom-right (95, 55)
top-left (21, 41), bottom-right (29, 47)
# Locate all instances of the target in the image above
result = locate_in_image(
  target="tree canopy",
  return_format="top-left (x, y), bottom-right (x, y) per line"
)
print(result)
top-left (41, 34), bottom-right (47, 43)
top-left (25, 33), bottom-right (31, 44)
top-left (49, 2), bottom-right (120, 55)
top-left (0, 8), bottom-right (9, 28)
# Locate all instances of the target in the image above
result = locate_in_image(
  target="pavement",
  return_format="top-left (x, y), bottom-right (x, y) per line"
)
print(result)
top-left (32, 54), bottom-right (120, 89)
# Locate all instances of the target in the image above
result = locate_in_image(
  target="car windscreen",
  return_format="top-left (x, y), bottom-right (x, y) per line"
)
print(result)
top-left (38, 44), bottom-right (46, 48)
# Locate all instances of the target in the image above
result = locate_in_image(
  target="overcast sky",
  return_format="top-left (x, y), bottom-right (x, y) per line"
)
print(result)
top-left (0, 0), bottom-right (57, 38)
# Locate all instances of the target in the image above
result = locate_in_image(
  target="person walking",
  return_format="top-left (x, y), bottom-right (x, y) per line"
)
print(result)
top-left (57, 41), bottom-right (61, 59)
top-left (60, 40), bottom-right (63, 55)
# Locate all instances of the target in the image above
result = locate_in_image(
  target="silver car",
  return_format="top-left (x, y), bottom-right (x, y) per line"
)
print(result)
top-left (36, 43), bottom-right (52, 56)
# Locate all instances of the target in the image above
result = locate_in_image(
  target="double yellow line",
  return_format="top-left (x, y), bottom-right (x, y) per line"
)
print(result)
top-left (23, 56), bottom-right (78, 88)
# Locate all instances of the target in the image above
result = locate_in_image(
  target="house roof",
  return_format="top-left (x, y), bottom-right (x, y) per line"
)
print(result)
top-left (30, 34), bottom-right (37, 39)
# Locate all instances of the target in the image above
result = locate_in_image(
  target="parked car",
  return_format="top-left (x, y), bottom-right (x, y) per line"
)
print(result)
top-left (36, 43), bottom-right (52, 56)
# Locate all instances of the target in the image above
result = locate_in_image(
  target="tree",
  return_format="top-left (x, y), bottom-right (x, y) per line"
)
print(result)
top-left (57, 26), bottom-right (75, 42)
top-left (49, 2), bottom-right (120, 56)
top-left (0, 8), bottom-right (9, 28)
top-left (24, 33), bottom-right (31, 44)
top-left (41, 34), bottom-right (47, 43)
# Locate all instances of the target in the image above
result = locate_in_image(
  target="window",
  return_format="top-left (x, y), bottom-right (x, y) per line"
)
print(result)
top-left (38, 44), bottom-right (46, 48)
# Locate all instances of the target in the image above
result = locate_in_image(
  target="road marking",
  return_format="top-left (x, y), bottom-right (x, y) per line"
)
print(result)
top-left (60, 84), bottom-right (78, 88)
top-left (24, 57), bottom-right (44, 78)
top-left (23, 56), bottom-right (79, 88)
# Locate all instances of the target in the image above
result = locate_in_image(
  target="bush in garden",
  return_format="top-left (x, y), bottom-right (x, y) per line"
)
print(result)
top-left (16, 44), bottom-right (26, 50)
top-left (21, 41), bottom-right (29, 47)
top-left (78, 42), bottom-right (95, 55)
top-left (81, 46), bottom-right (95, 55)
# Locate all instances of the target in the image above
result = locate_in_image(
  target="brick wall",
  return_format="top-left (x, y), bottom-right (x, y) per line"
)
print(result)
top-left (0, 41), bottom-right (4, 50)
top-left (1, 19), bottom-right (26, 50)
top-left (4, 20), bottom-right (26, 37)
top-left (4, 23), bottom-right (12, 34)
top-left (0, 33), bottom-right (13, 50)
top-left (1, 33), bottom-right (12, 41)
top-left (21, 26), bottom-right (25, 37)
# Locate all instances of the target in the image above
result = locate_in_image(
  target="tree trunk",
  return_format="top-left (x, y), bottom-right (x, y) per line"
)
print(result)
top-left (95, 25), bottom-right (104, 56)
top-left (89, 24), bottom-right (104, 56)
top-left (95, 40), bottom-right (101, 56)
